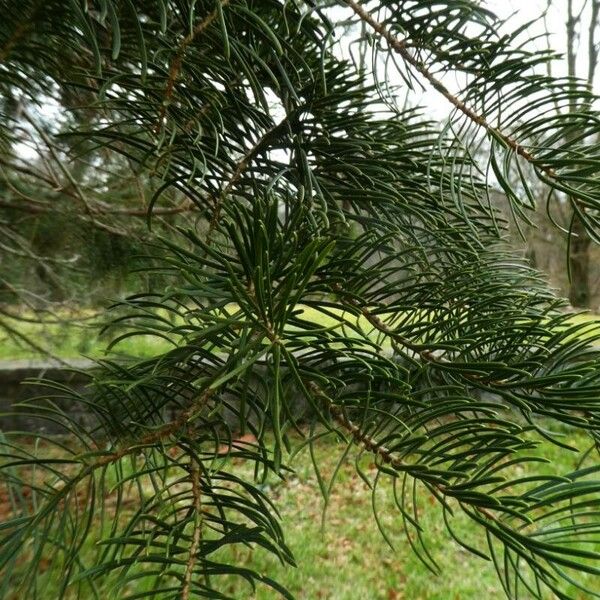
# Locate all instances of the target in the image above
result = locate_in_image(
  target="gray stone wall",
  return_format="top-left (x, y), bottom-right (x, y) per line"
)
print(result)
top-left (0, 359), bottom-right (311, 434)
top-left (0, 359), bottom-right (93, 433)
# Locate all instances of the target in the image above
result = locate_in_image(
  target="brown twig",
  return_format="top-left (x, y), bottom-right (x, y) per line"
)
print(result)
top-left (92, 388), bottom-right (215, 468)
top-left (306, 381), bottom-right (408, 468)
top-left (182, 458), bottom-right (203, 600)
top-left (307, 380), bottom-right (499, 523)
top-left (206, 112), bottom-right (297, 238)
top-left (342, 0), bottom-right (556, 178)
top-left (156, 1), bottom-right (230, 132)
top-left (330, 283), bottom-right (512, 387)
top-left (331, 282), bottom-right (436, 360)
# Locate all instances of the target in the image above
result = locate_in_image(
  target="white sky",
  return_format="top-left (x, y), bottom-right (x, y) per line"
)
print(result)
top-left (329, 0), bottom-right (596, 120)
top-left (409, 0), bottom-right (593, 118)
top-left (15, 1), bottom-right (595, 159)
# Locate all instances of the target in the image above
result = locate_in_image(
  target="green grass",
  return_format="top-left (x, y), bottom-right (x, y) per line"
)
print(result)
top-left (2, 306), bottom-right (600, 361)
top-left (211, 429), bottom-right (597, 600)
top-left (2, 307), bottom-right (599, 597)
top-left (0, 312), bottom-right (172, 360)
top-left (3, 428), bottom-right (597, 599)
top-left (0, 305), bottom-right (366, 360)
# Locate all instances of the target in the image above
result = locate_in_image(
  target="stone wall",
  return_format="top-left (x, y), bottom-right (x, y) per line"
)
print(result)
top-left (0, 359), bottom-right (311, 434)
top-left (0, 359), bottom-right (94, 433)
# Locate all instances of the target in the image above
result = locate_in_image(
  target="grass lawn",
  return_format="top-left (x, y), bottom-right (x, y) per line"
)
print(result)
top-left (0, 310), bottom-right (169, 360)
top-left (3, 427), bottom-right (597, 600)
top-left (212, 428), bottom-right (597, 600)
top-left (1, 306), bottom-right (600, 361)
top-left (2, 306), bottom-right (599, 598)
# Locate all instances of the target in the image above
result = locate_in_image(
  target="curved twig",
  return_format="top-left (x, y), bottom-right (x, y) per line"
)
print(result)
top-left (156, 0), bottom-right (230, 132)
top-left (182, 457), bottom-right (203, 600)
top-left (342, 0), bottom-right (554, 177)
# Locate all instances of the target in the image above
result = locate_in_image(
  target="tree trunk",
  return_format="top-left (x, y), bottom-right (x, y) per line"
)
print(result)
top-left (565, 0), bottom-right (595, 308)
top-left (568, 211), bottom-right (591, 307)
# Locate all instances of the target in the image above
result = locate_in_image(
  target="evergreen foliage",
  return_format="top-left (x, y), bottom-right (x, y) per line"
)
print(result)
top-left (1, 1), bottom-right (600, 598)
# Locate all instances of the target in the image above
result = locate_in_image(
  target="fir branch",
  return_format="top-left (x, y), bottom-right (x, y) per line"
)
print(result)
top-left (342, 0), bottom-right (552, 174)
top-left (156, 0), bottom-right (230, 132)
top-left (182, 457), bottom-right (203, 600)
